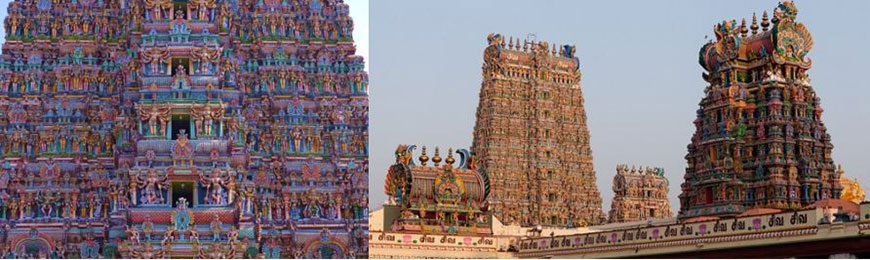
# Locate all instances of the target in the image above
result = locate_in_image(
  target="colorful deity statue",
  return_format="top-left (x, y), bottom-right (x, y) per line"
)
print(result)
top-left (171, 130), bottom-right (194, 165)
top-left (199, 168), bottom-right (229, 205)
top-left (137, 104), bottom-right (171, 137)
top-left (142, 215), bottom-right (155, 241)
top-left (171, 197), bottom-right (193, 240)
top-left (136, 169), bottom-right (168, 205)
top-left (210, 214), bottom-right (222, 241)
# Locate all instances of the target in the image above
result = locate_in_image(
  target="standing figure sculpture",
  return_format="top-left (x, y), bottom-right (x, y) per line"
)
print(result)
top-left (199, 168), bottom-right (228, 205)
top-left (210, 214), bottom-right (222, 241)
top-left (136, 169), bottom-right (168, 205)
top-left (137, 104), bottom-right (170, 137)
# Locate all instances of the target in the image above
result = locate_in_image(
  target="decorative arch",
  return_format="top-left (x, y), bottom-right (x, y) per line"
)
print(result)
top-left (302, 236), bottom-right (346, 259)
top-left (12, 237), bottom-right (52, 257)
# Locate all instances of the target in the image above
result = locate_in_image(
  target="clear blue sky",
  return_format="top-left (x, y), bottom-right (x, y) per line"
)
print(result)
top-left (369, 0), bottom-right (870, 213)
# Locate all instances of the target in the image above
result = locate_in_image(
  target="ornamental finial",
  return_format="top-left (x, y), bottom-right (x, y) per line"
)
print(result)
top-left (445, 148), bottom-right (455, 166)
top-left (432, 147), bottom-right (442, 166)
top-left (740, 18), bottom-right (748, 37)
top-left (750, 13), bottom-right (759, 34)
top-left (761, 11), bottom-right (770, 31)
top-left (419, 146), bottom-right (429, 166)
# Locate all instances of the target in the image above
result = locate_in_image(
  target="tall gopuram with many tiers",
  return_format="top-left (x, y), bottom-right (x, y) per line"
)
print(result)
top-left (472, 33), bottom-right (604, 228)
top-left (607, 165), bottom-right (672, 224)
top-left (680, 1), bottom-right (841, 220)
top-left (0, 0), bottom-right (368, 258)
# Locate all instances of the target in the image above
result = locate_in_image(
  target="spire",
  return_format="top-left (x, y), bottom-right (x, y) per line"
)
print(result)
top-left (761, 11), bottom-right (770, 31)
top-left (419, 146), bottom-right (429, 166)
top-left (508, 36), bottom-right (514, 49)
top-left (740, 18), bottom-right (748, 37)
top-left (432, 146), bottom-right (442, 166)
top-left (445, 148), bottom-right (455, 166)
top-left (750, 13), bottom-right (759, 34)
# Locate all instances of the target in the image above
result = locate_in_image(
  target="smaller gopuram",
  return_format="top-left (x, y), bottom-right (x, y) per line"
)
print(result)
top-left (608, 165), bottom-right (673, 223)
top-left (383, 145), bottom-right (492, 235)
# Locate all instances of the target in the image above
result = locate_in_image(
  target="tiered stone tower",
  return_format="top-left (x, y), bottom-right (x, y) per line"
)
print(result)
top-left (472, 33), bottom-right (604, 227)
top-left (608, 165), bottom-right (672, 223)
top-left (0, 0), bottom-right (368, 258)
top-left (680, 1), bottom-right (841, 219)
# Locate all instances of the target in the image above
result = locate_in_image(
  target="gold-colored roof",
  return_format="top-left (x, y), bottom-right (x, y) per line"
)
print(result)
top-left (840, 177), bottom-right (865, 204)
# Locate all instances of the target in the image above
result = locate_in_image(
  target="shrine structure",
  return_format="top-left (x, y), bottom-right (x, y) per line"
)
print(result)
top-left (0, 0), bottom-right (368, 258)
top-left (472, 33), bottom-right (604, 227)
top-left (382, 145), bottom-right (491, 236)
top-left (607, 165), bottom-right (672, 224)
top-left (680, 1), bottom-right (842, 219)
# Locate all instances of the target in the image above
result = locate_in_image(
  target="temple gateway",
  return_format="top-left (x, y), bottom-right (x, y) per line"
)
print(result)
top-left (0, 0), bottom-right (368, 258)
top-left (370, 2), bottom-right (870, 259)
top-left (680, 1), bottom-right (841, 219)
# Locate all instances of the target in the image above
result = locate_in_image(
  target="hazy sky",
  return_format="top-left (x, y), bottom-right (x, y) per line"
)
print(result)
top-left (369, 0), bottom-right (870, 213)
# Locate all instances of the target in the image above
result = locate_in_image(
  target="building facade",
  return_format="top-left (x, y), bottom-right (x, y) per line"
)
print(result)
top-left (0, 0), bottom-right (367, 258)
top-left (608, 165), bottom-right (672, 223)
top-left (680, 1), bottom-right (841, 219)
top-left (472, 33), bottom-right (604, 227)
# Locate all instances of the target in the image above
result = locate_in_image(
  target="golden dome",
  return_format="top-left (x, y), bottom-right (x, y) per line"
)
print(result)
top-left (840, 177), bottom-right (865, 204)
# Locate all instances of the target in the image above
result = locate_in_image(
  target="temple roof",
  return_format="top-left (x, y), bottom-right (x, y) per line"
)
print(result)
top-left (384, 145), bottom-right (490, 210)
top-left (699, 1), bottom-right (813, 73)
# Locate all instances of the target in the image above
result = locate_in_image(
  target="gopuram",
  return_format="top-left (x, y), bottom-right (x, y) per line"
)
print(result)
top-left (472, 33), bottom-right (604, 227)
top-left (0, 0), bottom-right (368, 258)
top-left (371, 2), bottom-right (870, 259)
top-left (607, 165), bottom-right (672, 224)
top-left (679, 1), bottom-right (843, 219)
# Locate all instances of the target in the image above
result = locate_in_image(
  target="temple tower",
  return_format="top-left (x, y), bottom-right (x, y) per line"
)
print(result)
top-left (608, 165), bottom-right (672, 223)
top-left (680, 1), bottom-right (841, 219)
top-left (0, 0), bottom-right (128, 257)
top-left (0, 0), bottom-right (368, 258)
top-left (472, 33), bottom-right (604, 227)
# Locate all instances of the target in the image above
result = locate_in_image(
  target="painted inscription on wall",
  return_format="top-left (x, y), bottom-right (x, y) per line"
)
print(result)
top-left (517, 208), bottom-right (819, 252)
